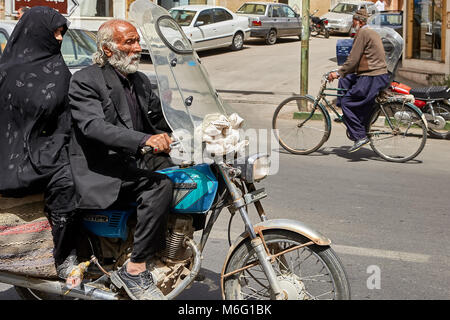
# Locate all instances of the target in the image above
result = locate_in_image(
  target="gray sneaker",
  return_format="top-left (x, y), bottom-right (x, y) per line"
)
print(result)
top-left (110, 264), bottom-right (167, 300)
top-left (348, 137), bottom-right (370, 153)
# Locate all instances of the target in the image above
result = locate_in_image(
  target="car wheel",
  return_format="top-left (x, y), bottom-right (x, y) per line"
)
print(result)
top-left (265, 29), bottom-right (277, 45)
top-left (231, 32), bottom-right (244, 51)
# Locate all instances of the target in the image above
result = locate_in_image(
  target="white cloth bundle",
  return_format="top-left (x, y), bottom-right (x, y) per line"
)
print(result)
top-left (200, 113), bottom-right (248, 156)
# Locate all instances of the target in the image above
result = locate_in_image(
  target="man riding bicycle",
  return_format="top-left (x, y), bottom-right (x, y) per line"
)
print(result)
top-left (327, 8), bottom-right (390, 153)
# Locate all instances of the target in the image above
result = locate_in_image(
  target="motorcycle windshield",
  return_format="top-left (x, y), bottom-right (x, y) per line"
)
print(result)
top-left (371, 26), bottom-right (403, 75)
top-left (129, 0), bottom-right (235, 155)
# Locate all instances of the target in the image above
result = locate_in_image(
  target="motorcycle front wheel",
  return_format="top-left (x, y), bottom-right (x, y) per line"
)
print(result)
top-left (424, 102), bottom-right (450, 139)
top-left (223, 230), bottom-right (351, 300)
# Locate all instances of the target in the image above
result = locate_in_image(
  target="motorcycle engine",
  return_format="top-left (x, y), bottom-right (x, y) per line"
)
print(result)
top-left (161, 214), bottom-right (195, 261)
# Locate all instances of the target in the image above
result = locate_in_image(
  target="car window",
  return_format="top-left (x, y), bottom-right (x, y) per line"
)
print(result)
top-left (170, 10), bottom-right (196, 27)
top-left (196, 9), bottom-right (213, 26)
top-left (236, 3), bottom-right (266, 15)
top-left (0, 31), bottom-right (8, 55)
top-left (282, 6), bottom-right (297, 18)
top-left (61, 29), bottom-right (97, 67)
top-left (213, 8), bottom-right (233, 23)
top-left (331, 3), bottom-right (358, 14)
top-left (385, 14), bottom-right (402, 25)
top-left (271, 5), bottom-right (286, 18)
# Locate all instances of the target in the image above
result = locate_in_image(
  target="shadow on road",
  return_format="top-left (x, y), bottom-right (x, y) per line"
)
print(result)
top-left (276, 146), bottom-right (423, 164)
top-left (175, 268), bottom-right (222, 300)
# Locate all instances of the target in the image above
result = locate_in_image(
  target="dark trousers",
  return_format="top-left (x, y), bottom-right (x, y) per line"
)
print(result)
top-left (337, 73), bottom-right (390, 141)
top-left (119, 154), bottom-right (174, 263)
top-left (44, 164), bottom-right (78, 266)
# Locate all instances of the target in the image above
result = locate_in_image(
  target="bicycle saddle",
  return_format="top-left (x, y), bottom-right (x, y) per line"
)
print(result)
top-left (409, 86), bottom-right (450, 100)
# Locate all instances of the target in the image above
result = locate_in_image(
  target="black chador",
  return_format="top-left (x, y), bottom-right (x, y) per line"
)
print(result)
top-left (0, 7), bottom-right (78, 268)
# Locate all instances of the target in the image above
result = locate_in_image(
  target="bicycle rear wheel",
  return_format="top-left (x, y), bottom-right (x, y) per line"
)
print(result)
top-left (367, 102), bottom-right (427, 162)
top-left (272, 96), bottom-right (331, 155)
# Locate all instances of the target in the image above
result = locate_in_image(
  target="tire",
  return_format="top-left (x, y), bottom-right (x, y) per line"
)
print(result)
top-left (223, 230), bottom-right (351, 300)
top-left (323, 27), bottom-right (330, 38)
top-left (231, 32), bottom-right (244, 51)
top-left (423, 102), bottom-right (450, 139)
top-left (272, 95), bottom-right (331, 155)
top-left (15, 286), bottom-right (73, 300)
top-left (310, 25), bottom-right (319, 37)
top-left (367, 102), bottom-right (427, 162)
top-left (265, 29), bottom-right (277, 45)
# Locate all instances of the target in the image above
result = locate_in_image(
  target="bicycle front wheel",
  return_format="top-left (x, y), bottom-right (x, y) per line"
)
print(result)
top-left (272, 96), bottom-right (331, 155)
top-left (367, 102), bottom-right (427, 162)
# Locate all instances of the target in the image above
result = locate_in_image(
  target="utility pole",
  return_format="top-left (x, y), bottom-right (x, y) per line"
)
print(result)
top-left (300, 0), bottom-right (310, 99)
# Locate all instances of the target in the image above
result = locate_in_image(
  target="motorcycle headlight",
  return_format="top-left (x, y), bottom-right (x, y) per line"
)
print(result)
top-left (252, 154), bottom-right (270, 182)
top-left (234, 153), bottom-right (271, 183)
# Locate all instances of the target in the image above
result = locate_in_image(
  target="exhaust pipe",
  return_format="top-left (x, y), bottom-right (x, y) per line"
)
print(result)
top-left (0, 239), bottom-right (202, 300)
top-left (0, 271), bottom-right (118, 300)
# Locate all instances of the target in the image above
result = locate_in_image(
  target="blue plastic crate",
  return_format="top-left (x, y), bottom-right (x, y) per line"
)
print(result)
top-left (336, 39), bottom-right (354, 66)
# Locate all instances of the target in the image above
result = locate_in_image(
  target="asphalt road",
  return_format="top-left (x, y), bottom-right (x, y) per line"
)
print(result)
top-left (1, 35), bottom-right (449, 300)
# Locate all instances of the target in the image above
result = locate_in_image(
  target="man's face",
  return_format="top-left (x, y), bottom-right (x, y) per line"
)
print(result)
top-left (113, 23), bottom-right (142, 59)
top-left (105, 22), bottom-right (142, 74)
top-left (17, 8), bottom-right (24, 19)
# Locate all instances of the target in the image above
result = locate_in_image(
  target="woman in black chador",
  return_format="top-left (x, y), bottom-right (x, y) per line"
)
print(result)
top-left (0, 6), bottom-right (79, 284)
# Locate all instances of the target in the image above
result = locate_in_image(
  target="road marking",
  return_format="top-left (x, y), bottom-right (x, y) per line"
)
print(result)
top-left (204, 231), bottom-right (432, 264)
top-left (332, 244), bottom-right (431, 263)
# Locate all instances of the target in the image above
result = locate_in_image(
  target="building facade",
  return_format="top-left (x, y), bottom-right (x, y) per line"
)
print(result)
top-left (401, 0), bottom-right (449, 84)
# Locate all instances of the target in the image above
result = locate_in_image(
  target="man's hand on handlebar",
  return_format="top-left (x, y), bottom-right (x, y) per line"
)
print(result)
top-left (327, 71), bottom-right (340, 82)
top-left (145, 133), bottom-right (172, 154)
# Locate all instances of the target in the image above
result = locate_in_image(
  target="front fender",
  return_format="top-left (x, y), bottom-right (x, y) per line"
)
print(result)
top-left (220, 218), bottom-right (332, 298)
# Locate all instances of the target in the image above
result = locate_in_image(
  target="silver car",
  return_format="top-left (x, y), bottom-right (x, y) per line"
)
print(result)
top-left (322, 1), bottom-right (377, 35)
top-left (236, 2), bottom-right (302, 45)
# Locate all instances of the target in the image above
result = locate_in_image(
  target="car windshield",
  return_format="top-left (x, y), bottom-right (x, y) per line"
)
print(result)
top-left (61, 29), bottom-right (97, 68)
top-left (331, 3), bottom-right (358, 14)
top-left (236, 3), bottom-right (267, 15)
top-left (169, 9), bottom-right (197, 26)
top-left (369, 14), bottom-right (402, 26)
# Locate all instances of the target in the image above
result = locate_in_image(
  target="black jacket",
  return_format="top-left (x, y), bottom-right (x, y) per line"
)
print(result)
top-left (68, 63), bottom-right (168, 209)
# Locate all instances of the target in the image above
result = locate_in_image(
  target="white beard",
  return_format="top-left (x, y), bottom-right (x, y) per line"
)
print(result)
top-left (109, 47), bottom-right (141, 75)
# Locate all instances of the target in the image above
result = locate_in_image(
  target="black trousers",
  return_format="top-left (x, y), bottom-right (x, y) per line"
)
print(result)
top-left (119, 153), bottom-right (174, 263)
top-left (44, 164), bottom-right (78, 266)
top-left (46, 153), bottom-right (174, 266)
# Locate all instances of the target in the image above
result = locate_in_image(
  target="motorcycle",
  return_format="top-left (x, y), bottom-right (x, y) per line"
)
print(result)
top-left (310, 9), bottom-right (330, 39)
top-left (390, 81), bottom-right (450, 139)
top-left (0, 1), bottom-right (350, 300)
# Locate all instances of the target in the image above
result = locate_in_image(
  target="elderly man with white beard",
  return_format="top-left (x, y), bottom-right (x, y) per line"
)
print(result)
top-left (68, 19), bottom-right (175, 300)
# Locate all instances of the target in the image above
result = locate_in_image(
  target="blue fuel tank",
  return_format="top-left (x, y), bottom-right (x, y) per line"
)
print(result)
top-left (158, 163), bottom-right (219, 214)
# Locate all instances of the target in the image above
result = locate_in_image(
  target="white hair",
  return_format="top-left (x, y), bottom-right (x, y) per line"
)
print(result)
top-left (92, 19), bottom-right (141, 74)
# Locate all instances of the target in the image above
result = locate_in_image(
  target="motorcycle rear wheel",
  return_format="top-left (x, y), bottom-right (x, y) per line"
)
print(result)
top-left (223, 230), bottom-right (351, 300)
top-left (322, 26), bottom-right (330, 38)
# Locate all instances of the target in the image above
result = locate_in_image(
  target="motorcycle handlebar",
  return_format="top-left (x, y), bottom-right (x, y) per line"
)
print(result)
top-left (140, 140), bottom-right (181, 155)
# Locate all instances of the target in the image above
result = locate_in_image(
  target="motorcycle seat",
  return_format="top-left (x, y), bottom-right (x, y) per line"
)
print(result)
top-left (409, 86), bottom-right (450, 100)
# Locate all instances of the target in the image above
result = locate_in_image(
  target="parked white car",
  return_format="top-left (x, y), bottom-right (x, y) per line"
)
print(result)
top-left (321, 1), bottom-right (378, 35)
top-left (169, 5), bottom-right (251, 52)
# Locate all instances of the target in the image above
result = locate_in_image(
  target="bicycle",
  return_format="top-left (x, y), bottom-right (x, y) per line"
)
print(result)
top-left (272, 72), bottom-right (428, 163)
